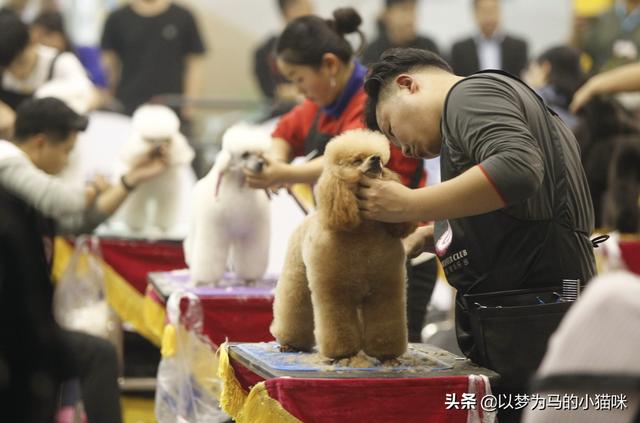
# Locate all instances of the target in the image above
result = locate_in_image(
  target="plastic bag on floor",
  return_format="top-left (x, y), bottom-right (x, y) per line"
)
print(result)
top-left (53, 236), bottom-right (113, 338)
top-left (155, 291), bottom-right (228, 423)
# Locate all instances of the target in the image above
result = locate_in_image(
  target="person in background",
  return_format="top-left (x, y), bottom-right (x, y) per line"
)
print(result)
top-left (569, 62), bottom-right (640, 227)
top-left (101, 0), bottom-right (206, 120)
top-left (583, 0), bottom-right (640, 73)
top-left (450, 0), bottom-right (528, 77)
top-left (245, 8), bottom-right (436, 344)
top-left (253, 0), bottom-right (312, 118)
top-left (524, 45), bottom-right (585, 130)
top-left (31, 10), bottom-right (109, 90)
top-left (0, 97), bottom-right (170, 235)
top-left (0, 98), bottom-right (146, 423)
top-left (522, 139), bottom-right (640, 423)
top-left (361, 0), bottom-right (439, 66)
top-left (0, 9), bottom-right (97, 138)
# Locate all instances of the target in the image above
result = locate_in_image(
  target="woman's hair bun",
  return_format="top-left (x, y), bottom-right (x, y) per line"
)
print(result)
top-left (332, 7), bottom-right (362, 35)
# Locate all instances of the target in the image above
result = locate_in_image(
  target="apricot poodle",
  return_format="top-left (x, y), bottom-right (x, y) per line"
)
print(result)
top-left (270, 129), bottom-right (416, 361)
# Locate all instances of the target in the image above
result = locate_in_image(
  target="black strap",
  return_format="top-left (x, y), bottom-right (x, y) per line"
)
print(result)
top-left (408, 159), bottom-right (424, 189)
top-left (46, 52), bottom-right (63, 81)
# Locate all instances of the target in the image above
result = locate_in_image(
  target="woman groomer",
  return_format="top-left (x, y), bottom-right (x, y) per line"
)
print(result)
top-left (245, 8), bottom-right (437, 343)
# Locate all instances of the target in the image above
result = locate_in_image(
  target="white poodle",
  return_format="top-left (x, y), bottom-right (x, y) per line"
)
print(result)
top-left (118, 104), bottom-right (194, 233)
top-left (184, 124), bottom-right (271, 285)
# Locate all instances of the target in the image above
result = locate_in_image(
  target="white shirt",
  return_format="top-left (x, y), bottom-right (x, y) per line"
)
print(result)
top-left (0, 139), bottom-right (85, 218)
top-left (2, 45), bottom-right (90, 94)
top-left (475, 33), bottom-right (504, 71)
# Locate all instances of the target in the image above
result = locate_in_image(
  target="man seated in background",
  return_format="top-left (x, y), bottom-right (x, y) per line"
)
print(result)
top-left (450, 0), bottom-right (528, 77)
top-left (0, 98), bottom-right (125, 423)
top-left (361, 0), bottom-right (440, 66)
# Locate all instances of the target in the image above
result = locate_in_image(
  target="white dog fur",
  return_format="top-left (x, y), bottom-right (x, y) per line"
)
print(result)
top-left (184, 123), bottom-right (271, 285)
top-left (118, 104), bottom-right (194, 233)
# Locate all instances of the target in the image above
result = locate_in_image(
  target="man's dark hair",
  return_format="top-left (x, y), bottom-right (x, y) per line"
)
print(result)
top-left (14, 98), bottom-right (89, 143)
top-left (0, 8), bottom-right (30, 67)
top-left (276, 7), bottom-right (364, 67)
top-left (364, 48), bottom-right (452, 131)
top-left (537, 46), bottom-right (585, 107)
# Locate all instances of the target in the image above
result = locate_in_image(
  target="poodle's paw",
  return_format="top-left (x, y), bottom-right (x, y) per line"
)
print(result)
top-left (381, 357), bottom-right (402, 367)
top-left (278, 344), bottom-right (301, 353)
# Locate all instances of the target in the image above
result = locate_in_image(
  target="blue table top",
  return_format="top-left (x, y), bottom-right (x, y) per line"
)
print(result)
top-left (230, 342), bottom-right (458, 378)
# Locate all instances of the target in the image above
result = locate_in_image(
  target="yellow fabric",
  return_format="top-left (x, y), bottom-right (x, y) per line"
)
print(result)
top-left (161, 324), bottom-right (177, 358)
top-left (236, 382), bottom-right (301, 423)
top-left (143, 292), bottom-right (167, 346)
top-left (52, 237), bottom-right (161, 346)
top-left (574, 0), bottom-right (613, 17)
top-left (121, 396), bottom-right (156, 423)
top-left (218, 342), bottom-right (249, 417)
top-left (217, 344), bottom-right (300, 422)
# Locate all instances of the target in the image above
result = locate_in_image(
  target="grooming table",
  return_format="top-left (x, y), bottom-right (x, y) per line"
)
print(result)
top-left (220, 342), bottom-right (499, 423)
top-left (147, 269), bottom-right (276, 346)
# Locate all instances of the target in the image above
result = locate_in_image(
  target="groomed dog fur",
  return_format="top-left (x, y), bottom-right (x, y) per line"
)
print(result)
top-left (270, 129), bottom-right (416, 361)
top-left (184, 124), bottom-right (271, 285)
top-left (118, 104), bottom-right (194, 233)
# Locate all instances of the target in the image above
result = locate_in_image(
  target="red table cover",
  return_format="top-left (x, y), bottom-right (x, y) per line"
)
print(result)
top-left (229, 355), bottom-right (484, 423)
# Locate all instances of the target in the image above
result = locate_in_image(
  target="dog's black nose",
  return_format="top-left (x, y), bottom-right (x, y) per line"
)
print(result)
top-left (371, 155), bottom-right (381, 163)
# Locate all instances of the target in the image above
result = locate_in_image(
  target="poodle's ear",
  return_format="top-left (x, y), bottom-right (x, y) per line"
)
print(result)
top-left (383, 221), bottom-right (418, 239)
top-left (316, 170), bottom-right (361, 231)
top-left (213, 150), bottom-right (232, 174)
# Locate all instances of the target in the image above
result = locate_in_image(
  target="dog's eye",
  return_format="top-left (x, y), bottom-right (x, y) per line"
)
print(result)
top-left (241, 152), bottom-right (250, 159)
top-left (352, 158), bottom-right (363, 165)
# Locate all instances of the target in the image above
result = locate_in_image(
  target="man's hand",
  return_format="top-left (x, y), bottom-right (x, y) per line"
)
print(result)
top-left (403, 225), bottom-right (435, 258)
top-left (243, 157), bottom-right (289, 189)
top-left (85, 175), bottom-right (112, 206)
top-left (357, 175), bottom-right (415, 223)
top-left (126, 144), bottom-right (170, 186)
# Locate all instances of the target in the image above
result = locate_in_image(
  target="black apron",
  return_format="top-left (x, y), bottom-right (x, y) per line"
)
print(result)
top-left (434, 71), bottom-right (595, 365)
top-left (0, 52), bottom-right (62, 110)
top-left (303, 110), bottom-right (334, 158)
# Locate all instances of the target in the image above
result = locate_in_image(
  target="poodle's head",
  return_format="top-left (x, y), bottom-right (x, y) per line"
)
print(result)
top-left (316, 129), bottom-right (392, 231)
top-left (215, 123), bottom-right (272, 173)
top-left (131, 104), bottom-right (180, 148)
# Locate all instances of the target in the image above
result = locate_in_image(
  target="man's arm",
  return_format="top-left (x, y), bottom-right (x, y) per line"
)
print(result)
top-left (358, 165), bottom-right (504, 222)
top-left (571, 63), bottom-right (640, 112)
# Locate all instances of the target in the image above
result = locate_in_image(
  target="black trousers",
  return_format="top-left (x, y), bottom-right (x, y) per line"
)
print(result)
top-left (59, 330), bottom-right (122, 423)
top-left (406, 258), bottom-right (438, 343)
